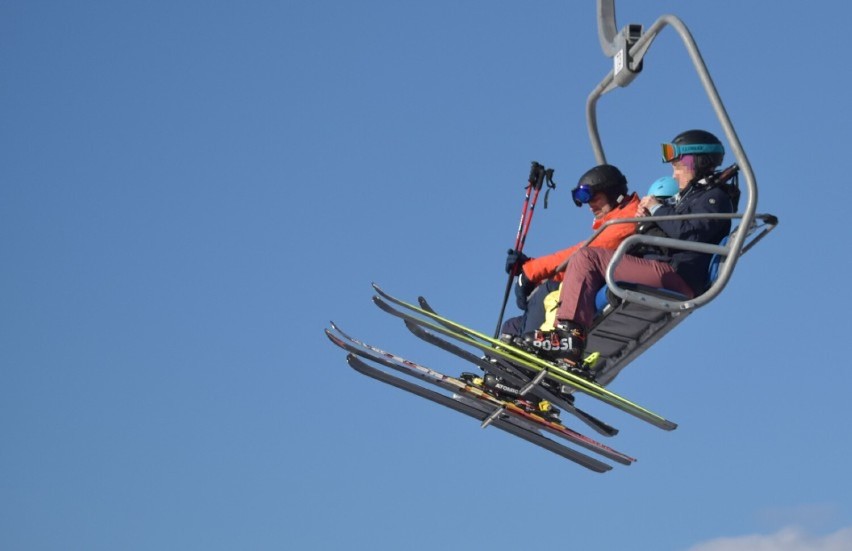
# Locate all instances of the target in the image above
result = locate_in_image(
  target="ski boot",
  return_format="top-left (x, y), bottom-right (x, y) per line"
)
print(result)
top-left (524, 321), bottom-right (597, 381)
top-left (499, 332), bottom-right (534, 353)
top-left (459, 372), bottom-right (520, 401)
top-left (459, 372), bottom-right (561, 422)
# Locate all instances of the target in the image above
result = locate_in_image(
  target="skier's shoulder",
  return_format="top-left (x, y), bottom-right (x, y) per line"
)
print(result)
top-left (696, 183), bottom-right (734, 212)
top-left (680, 182), bottom-right (733, 213)
top-left (603, 193), bottom-right (641, 221)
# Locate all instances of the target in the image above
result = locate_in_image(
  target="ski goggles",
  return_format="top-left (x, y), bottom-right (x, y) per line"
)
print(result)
top-left (571, 184), bottom-right (594, 207)
top-left (661, 142), bottom-right (725, 163)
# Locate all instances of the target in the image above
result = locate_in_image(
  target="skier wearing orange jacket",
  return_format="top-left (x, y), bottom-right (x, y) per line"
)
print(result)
top-left (501, 164), bottom-right (640, 340)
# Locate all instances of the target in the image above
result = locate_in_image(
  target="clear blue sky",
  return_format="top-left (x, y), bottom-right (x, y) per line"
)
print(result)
top-left (2, 2), bottom-right (850, 550)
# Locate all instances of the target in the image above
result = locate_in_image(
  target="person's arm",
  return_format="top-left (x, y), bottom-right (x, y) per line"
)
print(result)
top-left (524, 197), bottom-right (641, 281)
top-left (653, 187), bottom-right (733, 243)
top-left (522, 243), bottom-right (582, 282)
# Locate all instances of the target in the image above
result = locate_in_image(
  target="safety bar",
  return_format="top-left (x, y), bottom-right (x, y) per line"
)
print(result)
top-left (588, 0), bottom-right (760, 312)
top-left (606, 235), bottom-right (727, 312)
top-left (586, 212), bottom-right (778, 252)
top-left (739, 214), bottom-right (777, 255)
top-left (554, 212), bottom-right (776, 272)
top-left (553, 211), bottom-right (778, 311)
top-left (606, 213), bottom-right (777, 311)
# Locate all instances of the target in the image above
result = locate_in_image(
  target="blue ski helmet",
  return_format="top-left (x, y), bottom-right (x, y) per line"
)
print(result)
top-left (647, 176), bottom-right (679, 198)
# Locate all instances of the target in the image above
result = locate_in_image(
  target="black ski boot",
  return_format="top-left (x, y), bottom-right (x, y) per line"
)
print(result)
top-left (525, 320), bottom-right (594, 378)
top-left (499, 331), bottom-right (541, 353)
top-left (460, 373), bottom-right (560, 422)
top-left (463, 372), bottom-right (523, 401)
top-left (483, 374), bottom-right (562, 422)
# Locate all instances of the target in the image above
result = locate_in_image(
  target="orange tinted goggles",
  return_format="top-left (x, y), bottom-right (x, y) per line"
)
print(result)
top-left (661, 143), bottom-right (724, 163)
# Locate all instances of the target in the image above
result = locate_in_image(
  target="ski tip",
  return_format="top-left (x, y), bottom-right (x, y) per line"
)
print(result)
top-left (325, 324), bottom-right (354, 350)
top-left (324, 328), bottom-right (342, 347)
top-left (371, 283), bottom-right (393, 300)
top-left (327, 322), bottom-right (355, 342)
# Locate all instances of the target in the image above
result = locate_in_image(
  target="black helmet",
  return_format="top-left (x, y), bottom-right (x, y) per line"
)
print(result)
top-left (572, 164), bottom-right (628, 207)
top-left (662, 129), bottom-right (725, 176)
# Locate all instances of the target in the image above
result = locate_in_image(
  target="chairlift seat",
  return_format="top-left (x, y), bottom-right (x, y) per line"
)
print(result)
top-left (586, 237), bottom-right (728, 384)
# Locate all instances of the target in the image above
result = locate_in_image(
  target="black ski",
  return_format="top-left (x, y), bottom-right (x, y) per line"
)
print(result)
top-left (347, 355), bottom-right (613, 472)
top-left (326, 324), bottom-right (636, 469)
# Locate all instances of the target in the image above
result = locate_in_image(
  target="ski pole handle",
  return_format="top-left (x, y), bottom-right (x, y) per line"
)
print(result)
top-left (528, 161), bottom-right (546, 190)
top-left (511, 162), bottom-right (545, 251)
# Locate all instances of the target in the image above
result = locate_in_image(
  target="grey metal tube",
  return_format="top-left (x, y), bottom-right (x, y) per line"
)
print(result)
top-left (597, 0), bottom-right (619, 58)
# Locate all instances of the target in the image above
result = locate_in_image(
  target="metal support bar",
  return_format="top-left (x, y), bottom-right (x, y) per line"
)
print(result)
top-left (519, 369), bottom-right (548, 397)
top-left (480, 405), bottom-right (505, 429)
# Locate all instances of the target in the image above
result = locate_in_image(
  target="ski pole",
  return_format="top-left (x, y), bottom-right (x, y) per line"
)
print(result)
top-left (493, 162), bottom-right (547, 338)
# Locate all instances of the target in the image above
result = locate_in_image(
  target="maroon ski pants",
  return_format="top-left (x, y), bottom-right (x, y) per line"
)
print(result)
top-left (555, 247), bottom-right (695, 328)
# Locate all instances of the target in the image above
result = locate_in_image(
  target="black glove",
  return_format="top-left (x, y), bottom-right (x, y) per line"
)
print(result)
top-left (514, 272), bottom-right (537, 310)
top-left (505, 249), bottom-right (531, 274)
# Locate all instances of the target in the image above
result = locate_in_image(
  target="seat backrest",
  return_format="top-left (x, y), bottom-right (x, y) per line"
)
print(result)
top-left (706, 234), bottom-right (730, 285)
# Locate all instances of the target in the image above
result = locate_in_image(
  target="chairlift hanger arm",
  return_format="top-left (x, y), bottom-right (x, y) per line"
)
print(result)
top-left (597, 0), bottom-right (618, 57)
top-left (589, 0), bottom-right (762, 312)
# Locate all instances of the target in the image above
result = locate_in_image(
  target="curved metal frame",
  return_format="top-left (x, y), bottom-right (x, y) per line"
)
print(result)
top-left (588, 0), bottom-right (761, 312)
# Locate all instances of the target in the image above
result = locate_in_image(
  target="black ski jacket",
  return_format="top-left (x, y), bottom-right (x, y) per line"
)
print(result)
top-left (643, 181), bottom-right (734, 293)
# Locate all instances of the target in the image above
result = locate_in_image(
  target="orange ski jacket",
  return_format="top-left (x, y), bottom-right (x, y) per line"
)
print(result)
top-left (521, 193), bottom-right (640, 283)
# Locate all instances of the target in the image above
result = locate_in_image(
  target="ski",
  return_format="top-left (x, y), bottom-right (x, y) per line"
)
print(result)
top-left (346, 354), bottom-right (613, 472)
top-left (414, 295), bottom-right (619, 436)
top-left (326, 324), bottom-right (636, 468)
top-left (403, 319), bottom-right (619, 438)
top-left (371, 283), bottom-right (677, 431)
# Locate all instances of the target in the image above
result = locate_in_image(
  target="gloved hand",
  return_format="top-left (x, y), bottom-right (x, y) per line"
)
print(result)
top-left (505, 249), bottom-right (531, 274)
top-left (514, 272), bottom-right (537, 310)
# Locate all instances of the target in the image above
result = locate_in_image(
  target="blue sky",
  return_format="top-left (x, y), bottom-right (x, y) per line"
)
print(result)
top-left (2, 1), bottom-right (851, 550)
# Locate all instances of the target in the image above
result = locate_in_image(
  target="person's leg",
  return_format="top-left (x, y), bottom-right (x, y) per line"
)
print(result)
top-left (499, 315), bottom-right (524, 340)
top-left (533, 247), bottom-right (694, 367)
top-left (554, 247), bottom-right (609, 328)
top-left (556, 247), bottom-right (694, 327)
top-left (521, 279), bottom-right (561, 335)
